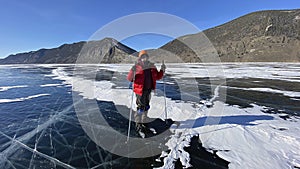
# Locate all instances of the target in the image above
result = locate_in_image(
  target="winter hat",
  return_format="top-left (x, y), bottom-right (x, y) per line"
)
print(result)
top-left (138, 50), bottom-right (148, 57)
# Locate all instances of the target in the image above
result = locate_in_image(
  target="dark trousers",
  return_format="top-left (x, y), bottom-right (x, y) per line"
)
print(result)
top-left (136, 89), bottom-right (151, 111)
top-left (135, 89), bottom-right (151, 126)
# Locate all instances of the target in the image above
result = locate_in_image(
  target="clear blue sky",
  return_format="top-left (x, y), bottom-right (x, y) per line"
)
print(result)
top-left (0, 0), bottom-right (299, 58)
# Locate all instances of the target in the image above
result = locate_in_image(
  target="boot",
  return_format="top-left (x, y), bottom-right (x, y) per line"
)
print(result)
top-left (135, 123), bottom-right (143, 132)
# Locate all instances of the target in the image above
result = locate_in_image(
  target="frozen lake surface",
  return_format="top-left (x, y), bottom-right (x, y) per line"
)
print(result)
top-left (0, 63), bottom-right (299, 169)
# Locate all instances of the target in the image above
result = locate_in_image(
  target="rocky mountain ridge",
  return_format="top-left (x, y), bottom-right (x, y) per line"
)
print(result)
top-left (0, 38), bottom-right (136, 64)
top-left (159, 9), bottom-right (300, 62)
top-left (0, 9), bottom-right (299, 64)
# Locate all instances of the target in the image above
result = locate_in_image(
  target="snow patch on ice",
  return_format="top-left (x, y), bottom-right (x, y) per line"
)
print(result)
top-left (166, 63), bottom-right (300, 82)
top-left (291, 98), bottom-right (300, 101)
top-left (227, 86), bottom-right (300, 98)
top-left (40, 84), bottom-right (63, 87)
top-left (0, 85), bottom-right (28, 92)
top-left (157, 131), bottom-right (194, 169)
top-left (0, 94), bottom-right (50, 103)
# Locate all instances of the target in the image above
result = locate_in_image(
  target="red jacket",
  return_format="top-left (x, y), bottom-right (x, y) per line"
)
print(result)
top-left (127, 61), bottom-right (164, 96)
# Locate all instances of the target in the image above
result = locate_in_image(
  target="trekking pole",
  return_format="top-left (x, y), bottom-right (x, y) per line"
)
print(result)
top-left (126, 63), bottom-right (136, 143)
top-left (162, 60), bottom-right (167, 123)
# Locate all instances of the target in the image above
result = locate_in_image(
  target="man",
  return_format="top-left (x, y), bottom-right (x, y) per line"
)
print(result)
top-left (127, 50), bottom-right (166, 133)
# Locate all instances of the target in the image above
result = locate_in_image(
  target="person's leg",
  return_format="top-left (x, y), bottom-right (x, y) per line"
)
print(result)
top-left (141, 89), bottom-right (152, 125)
top-left (144, 89), bottom-right (151, 110)
top-left (134, 111), bottom-right (141, 123)
top-left (135, 115), bottom-right (143, 131)
top-left (136, 93), bottom-right (145, 112)
top-left (136, 90), bottom-right (151, 112)
top-left (135, 94), bottom-right (143, 131)
top-left (141, 111), bottom-right (148, 123)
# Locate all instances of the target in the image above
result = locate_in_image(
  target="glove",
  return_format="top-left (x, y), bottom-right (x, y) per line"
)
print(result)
top-left (129, 82), bottom-right (133, 89)
top-left (161, 64), bottom-right (166, 72)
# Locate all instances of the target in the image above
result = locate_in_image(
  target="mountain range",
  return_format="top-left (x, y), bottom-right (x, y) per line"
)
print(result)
top-left (0, 8), bottom-right (299, 64)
